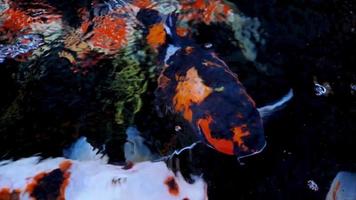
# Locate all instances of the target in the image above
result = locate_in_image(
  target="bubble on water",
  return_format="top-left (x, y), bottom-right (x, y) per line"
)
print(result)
top-left (307, 180), bottom-right (319, 191)
top-left (351, 83), bottom-right (356, 95)
top-left (204, 43), bottom-right (213, 49)
top-left (314, 83), bottom-right (327, 96)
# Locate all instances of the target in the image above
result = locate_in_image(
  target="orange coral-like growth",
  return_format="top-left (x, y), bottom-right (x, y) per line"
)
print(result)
top-left (173, 67), bottom-right (212, 122)
top-left (179, 0), bottom-right (233, 25)
top-left (132, 0), bottom-right (153, 9)
top-left (90, 16), bottom-right (128, 53)
top-left (80, 20), bottom-right (90, 34)
top-left (146, 23), bottom-right (166, 49)
top-left (1, 9), bottom-right (32, 33)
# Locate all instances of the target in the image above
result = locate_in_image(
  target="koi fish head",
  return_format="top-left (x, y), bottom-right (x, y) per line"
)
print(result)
top-left (136, 10), bottom-right (187, 60)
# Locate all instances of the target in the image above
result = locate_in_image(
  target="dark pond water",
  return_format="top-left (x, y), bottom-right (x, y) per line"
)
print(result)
top-left (0, 0), bottom-right (355, 199)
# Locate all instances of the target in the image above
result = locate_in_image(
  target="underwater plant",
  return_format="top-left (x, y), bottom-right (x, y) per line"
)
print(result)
top-left (111, 51), bottom-right (148, 126)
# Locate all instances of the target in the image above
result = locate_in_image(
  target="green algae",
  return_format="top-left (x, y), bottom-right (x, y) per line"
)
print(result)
top-left (111, 51), bottom-right (148, 126)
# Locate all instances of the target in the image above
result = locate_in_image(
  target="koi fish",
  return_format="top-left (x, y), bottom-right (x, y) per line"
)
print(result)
top-left (0, 158), bottom-right (207, 200)
top-left (149, 14), bottom-right (266, 159)
top-left (0, 137), bottom-right (207, 200)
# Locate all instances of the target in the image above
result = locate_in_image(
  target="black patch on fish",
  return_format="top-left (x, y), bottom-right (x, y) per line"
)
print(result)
top-left (31, 169), bottom-right (65, 200)
top-left (136, 9), bottom-right (162, 27)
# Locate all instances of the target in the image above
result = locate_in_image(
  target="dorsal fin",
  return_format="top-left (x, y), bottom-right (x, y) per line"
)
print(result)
top-left (163, 12), bottom-right (180, 44)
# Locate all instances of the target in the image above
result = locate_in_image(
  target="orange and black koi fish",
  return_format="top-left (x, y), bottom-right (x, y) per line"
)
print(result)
top-left (153, 14), bottom-right (266, 158)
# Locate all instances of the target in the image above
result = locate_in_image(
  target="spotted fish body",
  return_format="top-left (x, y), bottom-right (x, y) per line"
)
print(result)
top-left (155, 15), bottom-right (266, 158)
top-left (0, 157), bottom-right (207, 200)
top-left (0, 137), bottom-right (207, 200)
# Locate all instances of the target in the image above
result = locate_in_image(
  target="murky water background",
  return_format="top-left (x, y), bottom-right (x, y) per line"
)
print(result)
top-left (0, 0), bottom-right (355, 199)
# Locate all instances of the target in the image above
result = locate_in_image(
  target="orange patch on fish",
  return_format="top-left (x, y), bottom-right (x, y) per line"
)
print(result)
top-left (59, 160), bottom-right (72, 200)
top-left (173, 67), bottom-right (212, 122)
top-left (0, 187), bottom-right (20, 200)
top-left (146, 23), bottom-right (166, 49)
top-left (197, 116), bottom-right (251, 155)
top-left (0, 188), bottom-right (11, 200)
top-left (59, 160), bottom-right (72, 172)
top-left (58, 174), bottom-right (70, 200)
top-left (332, 181), bottom-right (341, 200)
top-left (176, 27), bottom-right (188, 37)
top-left (231, 125), bottom-right (250, 151)
top-left (164, 176), bottom-right (179, 196)
top-left (185, 46), bottom-right (194, 55)
top-left (197, 116), bottom-right (234, 155)
top-left (25, 172), bottom-right (48, 194)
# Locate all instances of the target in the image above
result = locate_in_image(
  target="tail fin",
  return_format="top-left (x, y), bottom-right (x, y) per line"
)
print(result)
top-left (257, 89), bottom-right (294, 119)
